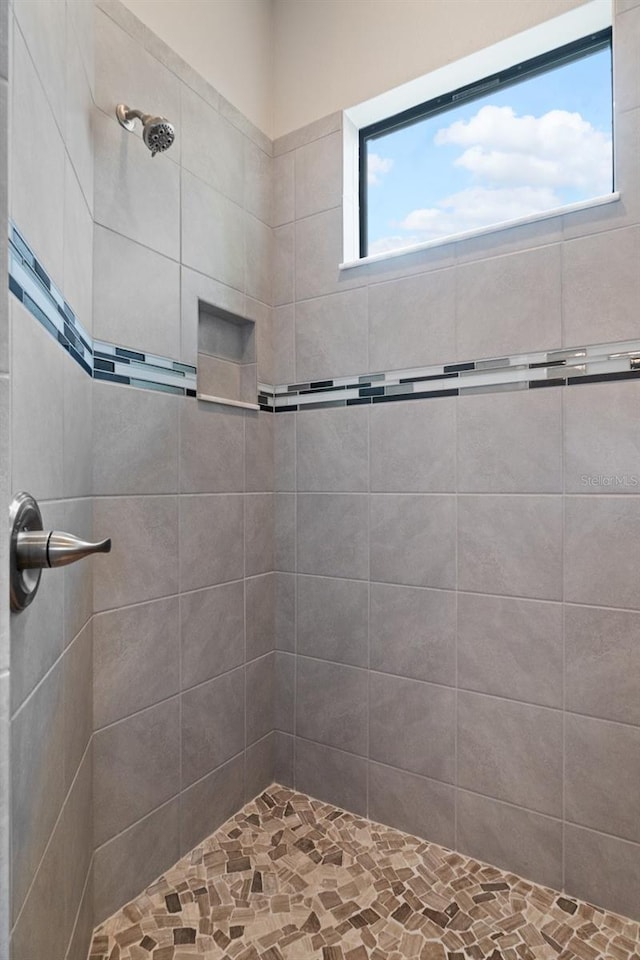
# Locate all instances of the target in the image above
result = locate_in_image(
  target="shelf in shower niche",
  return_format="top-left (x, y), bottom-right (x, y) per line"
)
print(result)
top-left (196, 392), bottom-right (260, 411)
top-left (196, 300), bottom-right (258, 406)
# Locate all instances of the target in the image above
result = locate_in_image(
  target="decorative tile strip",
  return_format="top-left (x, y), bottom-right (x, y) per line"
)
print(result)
top-left (9, 222), bottom-right (640, 410)
top-left (8, 222), bottom-right (197, 397)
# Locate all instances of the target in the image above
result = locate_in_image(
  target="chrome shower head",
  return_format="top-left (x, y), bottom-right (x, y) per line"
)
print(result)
top-left (116, 104), bottom-right (175, 157)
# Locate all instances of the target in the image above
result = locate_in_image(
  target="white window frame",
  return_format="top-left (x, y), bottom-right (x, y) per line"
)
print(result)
top-left (341, 0), bottom-right (615, 269)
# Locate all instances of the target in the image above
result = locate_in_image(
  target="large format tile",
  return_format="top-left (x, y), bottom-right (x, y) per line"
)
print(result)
top-left (93, 382), bottom-right (179, 495)
top-left (94, 496), bottom-right (178, 611)
top-left (244, 138), bottom-right (272, 226)
top-left (181, 169), bottom-right (244, 291)
top-left (457, 790), bottom-right (563, 891)
top-left (564, 496), bottom-right (640, 608)
top-left (370, 584), bottom-right (456, 685)
top-left (565, 713), bottom-right (640, 842)
top-left (563, 227), bottom-right (640, 345)
top-left (181, 83), bottom-right (243, 204)
top-left (245, 573), bottom-right (275, 661)
top-left (565, 604), bottom-right (640, 725)
top-left (246, 654), bottom-right (274, 745)
top-left (61, 748), bottom-right (93, 940)
top-left (297, 494), bottom-right (368, 579)
top-left (295, 289), bottom-right (368, 382)
top-left (295, 132), bottom-right (342, 219)
top-left (93, 597), bottom-right (180, 729)
top-left (273, 223), bottom-right (294, 306)
top-left (458, 389), bottom-right (562, 493)
top-left (368, 269), bottom-right (456, 372)
top-left (65, 23), bottom-right (94, 215)
top-left (179, 400), bottom-right (244, 494)
top-left (180, 265), bottom-right (246, 367)
top-left (93, 697), bottom-right (180, 846)
top-left (275, 573), bottom-right (295, 652)
top-left (181, 581), bottom-right (245, 689)
top-left (11, 661), bottom-right (65, 922)
top-left (245, 213), bottom-right (273, 305)
top-left (93, 226), bottom-right (181, 358)
top-left (63, 348), bottom-right (93, 499)
top-left (94, 110), bottom-right (180, 260)
top-left (274, 652), bottom-right (295, 734)
top-left (245, 734), bottom-right (275, 802)
top-left (179, 494), bottom-right (244, 591)
top-left (458, 495), bottom-right (563, 600)
top-left (370, 398), bottom-right (456, 493)
top-left (456, 245), bottom-right (561, 359)
top-left (564, 380), bottom-right (640, 493)
top-left (615, 5), bottom-right (640, 113)
top-left (180, 754), bottom-right (244, 856)
top-left (245, 493), bottom-right (274, 577)
top-left (370, 494), bottom-right (456, 588)
top-left (297, 406), bottom-right (368, 492)
top-left (294, 739), bottom-right (368, 817)
top-left (15, 0), bottom-right (66, 127)
top-left (63, 161), bottom-right (93, 334)
top-left (295, 207), bottom-right (361, 301)
top-left (181, 668), bottom-right (245, 787)
top-left (369, 762), bottom-right (455, 849)
top-left (63, 499), bottom-right (93, 648)
top-left (296, 658), bottom-right (368, 756)
top-left (369, 673), bottom-right (455, 782)
top-left (457, 594), bottom-right (563, 707)
top-left (457, 692), bottom-right (563, 817)
top-left (565, 824), bottom-right (640, 921)
top-left (93, 797), bottom-right (180, 924)
top-left (245, 412), bottom-right (274, 494)
top-left (273, 151), bottom-right (294, 226)
top-left (297, 576), bottom-right (368, 667)
top-left (62, 621), bottom-right (92, 790)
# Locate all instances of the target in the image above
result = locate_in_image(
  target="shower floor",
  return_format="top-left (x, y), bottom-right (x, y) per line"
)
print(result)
top-left (89, 785), bottom-right (640, 960)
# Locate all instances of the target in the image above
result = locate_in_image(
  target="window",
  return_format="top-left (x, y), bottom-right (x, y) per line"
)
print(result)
top-left (347, 3), bottom-right (614, 262)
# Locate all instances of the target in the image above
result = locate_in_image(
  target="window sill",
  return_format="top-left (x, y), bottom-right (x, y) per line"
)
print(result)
top-left (339, 192), bottom-right (620, 271)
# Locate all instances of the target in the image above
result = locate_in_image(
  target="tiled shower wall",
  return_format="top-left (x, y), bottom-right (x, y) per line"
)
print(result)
top-left (271, 0), bottom-right (640, 922)
top-left (7, 1), bottom-right (95, 959)
top-left (89, 0), bottom-right (276, 932)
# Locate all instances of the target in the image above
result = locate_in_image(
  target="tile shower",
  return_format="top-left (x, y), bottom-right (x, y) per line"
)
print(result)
top-left (0, 1), bottom-right (638, 959)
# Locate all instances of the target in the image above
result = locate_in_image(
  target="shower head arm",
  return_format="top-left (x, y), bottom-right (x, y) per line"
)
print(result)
top-left (116, 104), bottom-right (152, 131)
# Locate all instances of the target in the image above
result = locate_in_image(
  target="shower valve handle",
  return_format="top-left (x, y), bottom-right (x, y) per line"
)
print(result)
top-left (16, 530), bottom-right (112, 570)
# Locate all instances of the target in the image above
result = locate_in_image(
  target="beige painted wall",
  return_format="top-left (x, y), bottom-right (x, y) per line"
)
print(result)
top-left (121, 0), bottom-right (274, 136)
top-left (273, 0), bottom-right (588, 138)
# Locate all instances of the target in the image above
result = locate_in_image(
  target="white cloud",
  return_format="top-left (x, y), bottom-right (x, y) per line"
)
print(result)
top-left (371, 103), bottom-right (612, 252)
top-left (435, 105), bottom-right (611, 193)
top-left (368, 152), bottom-right (393, 186)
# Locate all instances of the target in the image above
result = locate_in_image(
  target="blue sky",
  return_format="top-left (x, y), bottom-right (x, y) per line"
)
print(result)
top-left (366, 47), bottom-right (613, 254)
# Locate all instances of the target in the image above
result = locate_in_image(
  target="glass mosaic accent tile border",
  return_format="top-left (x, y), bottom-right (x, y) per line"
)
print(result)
top-left (8, 223), bottom-right (197, 397)
top-left (89, 784), bottom-right (640, 960)
top-left (9, 221), bottom-right (640, 412)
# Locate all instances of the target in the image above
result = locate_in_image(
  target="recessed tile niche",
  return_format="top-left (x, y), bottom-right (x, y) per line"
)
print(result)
top-left (197, 301), bottom-right (258, 408)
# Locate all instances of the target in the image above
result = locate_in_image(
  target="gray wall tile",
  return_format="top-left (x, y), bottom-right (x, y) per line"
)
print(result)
top-left (181, 168), bottom-right (244, 290)
top-left (565, 604), bottom-right (640, 725)
top-left (246, 654), bottom-right (274, 745)
top-left (456, 245), bottom-right (562, 359)
top-left (370, 584), bottom-right (455, 686)
top-left (181, 668), bottom-right (245, 787)
top-left (369, 762), bottom-right (455, 849)
top-left (180, 754), bottom-right (244, 856)
top-left (297, 576), bottom-right (368, 667)
top-left (458, 495), bottom-right (563, 600)
top-left (63, 499), bottom-right (93, 648)
top-left (457, 790), bottom-right (563, 891)
top-left (93, 225), bottom-right (180, 358)
top-left (245, 493), bottom-right (274, 577)
top-left (294, 738), bottom-right (367, 817)
top-left (94, 495), bottom-right (179, 611)
top-left (565, 824), bottom-right (640, 921)
top-left (458, 692), bottom-right (563, 817)
top-left (274, 732), bottom-right (294, 786)
top-left (180, 265), bottom-right (246, 366)
top-left (273, 223), bottom-right (294, 306)
top-left (93, 598), bottom-right (180, 729)
top-left (368, 270), bottom-right (456, 372)
top-left (370, 673), bottom-right (455, 782)
top-left (296, 657), bottom-right (368, 756)
top-left (458, 594), bottom-right (563, 708)
top-left (564, 380), bottom-right (640, 494)
top-left (274, 412), bottom-right (296, 492)
top-left (614, 5), bottom-right (640, 113)
top-left (246, 573), bottom-right (275, 661)
top-left (273, 152), bottom-right (294, 226)
top-left (181, 581), bottom-right (245, 690)
top-left (370, 398), bottom-right (456, 492)
top-left (93, 797), bottom-right (180, 925)
top-left (63, 161), bottom-right (93, 333)
top-left (245, 213), bottom-right (273, 305)
top-left (295, 289), bottom-right (368, 382)
top-left (297, 494), bottom-right (368, 579)
top-left (295, 207), bottom-right (361, 301)
top-left (179, 494), bottom-right (244, 591)
top-left (246, 412), bottom-right (274, 494)
top-left (93, 697), bottom-right (180, 846)
top-left (181, 83), bottom-right (243, 204)
top-left (295, 132), bottom-right (341, 219)
top-left (275, 493), bottom-right (295, 572)
top-left (179, 400), bottom-right (244, 494)
top-left (275, 573), bottom-right (295, 652)
top-left (370, 494), bottom-right (456, 588)
top-left (565, 713), bottom-right (640, 842)
top-left (245, 734), bottom-right (275, 801)
top-left (93, 383), bottom-right (179, 495)
top-left (274, 652), bottom-right (295, 734)
top-left (297, 406), bottom-right (368, 492)
top-left (458, 389), bottom-right (562, 493)
top-left (244, 138), bottom-right (272, 226)
top-left (564, 496), bottom-right (640, 608)
top-left (63, 621), bottom-right (93, 790)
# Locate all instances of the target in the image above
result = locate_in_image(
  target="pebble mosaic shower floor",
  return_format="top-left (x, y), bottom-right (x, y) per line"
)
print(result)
top-left (89, 786), bottom-right (640, 960)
